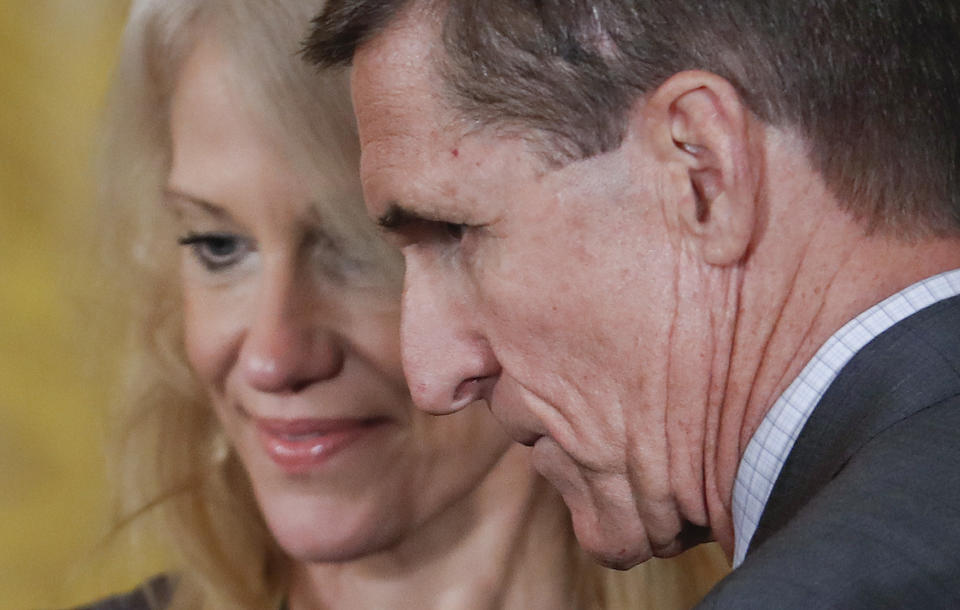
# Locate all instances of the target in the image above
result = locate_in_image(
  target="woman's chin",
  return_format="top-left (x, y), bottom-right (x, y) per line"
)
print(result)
top-left (259, 497), bottom-right (403, 564)
top-left (273, 522), bottom-right (403, 565)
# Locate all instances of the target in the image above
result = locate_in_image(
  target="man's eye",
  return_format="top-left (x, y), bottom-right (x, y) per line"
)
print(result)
top-left (443, 222), bottom-right (465, 240)
top-left (177, 232), bottom-right (251, 271)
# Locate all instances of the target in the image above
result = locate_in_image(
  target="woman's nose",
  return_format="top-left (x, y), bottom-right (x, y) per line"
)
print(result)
top-left (239, 274), bottom-right (344, 393)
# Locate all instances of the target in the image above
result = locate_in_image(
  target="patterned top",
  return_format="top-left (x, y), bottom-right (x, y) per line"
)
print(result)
top-left (731, 268), bottom-right (960, 567)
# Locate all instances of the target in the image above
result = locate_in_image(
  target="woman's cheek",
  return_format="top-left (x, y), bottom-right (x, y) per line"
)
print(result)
top-left (182, 284), bottom-right (246, 390)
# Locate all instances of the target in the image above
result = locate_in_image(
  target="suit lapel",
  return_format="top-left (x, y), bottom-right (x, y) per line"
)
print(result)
top-left (747, 294), bottom-right (960, 555)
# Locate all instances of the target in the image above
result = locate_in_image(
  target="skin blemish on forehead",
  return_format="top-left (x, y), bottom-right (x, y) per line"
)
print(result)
top-left (451, 148), bottom-right (459, 158)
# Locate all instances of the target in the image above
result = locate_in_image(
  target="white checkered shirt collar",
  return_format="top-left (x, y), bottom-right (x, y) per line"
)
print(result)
top-left (731, 268), bottom-right (960, 567)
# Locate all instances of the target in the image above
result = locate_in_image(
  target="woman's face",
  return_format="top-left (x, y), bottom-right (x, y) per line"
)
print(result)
top-left (166, 38), bottom-right (514, 563)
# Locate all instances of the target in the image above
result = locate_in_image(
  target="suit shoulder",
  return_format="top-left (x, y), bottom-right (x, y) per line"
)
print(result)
top-left (699, 396), bottom-right (960, 608)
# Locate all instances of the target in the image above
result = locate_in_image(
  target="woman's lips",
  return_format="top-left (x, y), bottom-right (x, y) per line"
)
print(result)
top-left (251, 416), bottom-right (388, 473)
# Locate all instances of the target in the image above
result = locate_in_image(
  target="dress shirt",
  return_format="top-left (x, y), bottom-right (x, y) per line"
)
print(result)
top-left (731, 268), bottom-right (960, 567)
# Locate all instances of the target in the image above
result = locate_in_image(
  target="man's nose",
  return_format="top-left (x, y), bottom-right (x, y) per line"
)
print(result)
top-left (240, 269), bottom-right (344, 393)
top-left (400, 250), bottom-right (500, 414)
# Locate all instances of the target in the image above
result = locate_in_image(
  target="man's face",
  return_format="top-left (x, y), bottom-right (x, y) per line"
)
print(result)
top-left (352, 18), bottom-right (699, 567)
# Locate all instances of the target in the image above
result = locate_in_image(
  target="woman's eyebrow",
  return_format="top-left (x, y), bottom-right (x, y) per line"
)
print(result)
top-left (162, 187), bottom-right (230, 219)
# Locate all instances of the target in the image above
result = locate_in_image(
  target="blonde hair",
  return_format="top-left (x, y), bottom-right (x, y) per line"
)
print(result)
top-left (98, 0), bottom-right (727, 608)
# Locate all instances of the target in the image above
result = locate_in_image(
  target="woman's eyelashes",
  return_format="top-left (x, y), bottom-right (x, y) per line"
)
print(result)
top-left (176, 228), bottom-right (375, 286)
top-left (178, 231), bottom-right (253, 272)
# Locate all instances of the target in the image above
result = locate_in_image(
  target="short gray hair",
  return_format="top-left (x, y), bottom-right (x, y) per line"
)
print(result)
top-left (306, 0), bottom-right (960, 237)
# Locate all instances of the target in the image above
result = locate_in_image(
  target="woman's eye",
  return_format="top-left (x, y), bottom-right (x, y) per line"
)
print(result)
top-left (177, 232), bottom-right (251, 271)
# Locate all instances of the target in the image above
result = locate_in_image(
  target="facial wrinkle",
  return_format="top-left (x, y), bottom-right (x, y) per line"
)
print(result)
top-left (702, 262), bottom-right (742, 528)
top-left (733, 227), bottom-right (810, 453)
top-left (661, 240), bottom-right (742, 547)
top-left (514, 364), bottom-right (622, 474)
top-left (617, 243), bottom-right (683, 556)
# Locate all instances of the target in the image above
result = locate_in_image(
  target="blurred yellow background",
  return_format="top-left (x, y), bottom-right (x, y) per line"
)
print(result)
top-left (0, 2), bottom-right (164, 607)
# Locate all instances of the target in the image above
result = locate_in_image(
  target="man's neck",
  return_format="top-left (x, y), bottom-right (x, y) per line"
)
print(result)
top-left (705, 192), bottom-right (960, 554)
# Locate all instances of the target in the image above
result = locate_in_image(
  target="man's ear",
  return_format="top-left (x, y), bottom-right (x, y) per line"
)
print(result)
top-left (633, 70), bottom-right (760, 266)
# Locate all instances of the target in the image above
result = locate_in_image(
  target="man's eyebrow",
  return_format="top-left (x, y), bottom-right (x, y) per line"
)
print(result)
top-left (377, 202), bottom-right (443, 230)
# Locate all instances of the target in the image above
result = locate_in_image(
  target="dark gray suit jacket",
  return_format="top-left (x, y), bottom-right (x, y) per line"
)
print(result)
top-left (699, 295), bottom-right (960, 608)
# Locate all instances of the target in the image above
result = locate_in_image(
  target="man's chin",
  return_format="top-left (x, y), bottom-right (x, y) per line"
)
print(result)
top-left (531, 436), bottom-right (653, 569)
top-left (571, 517), bottom-right (707, 568)
top-left (568, 510), bottom-right (652, 570)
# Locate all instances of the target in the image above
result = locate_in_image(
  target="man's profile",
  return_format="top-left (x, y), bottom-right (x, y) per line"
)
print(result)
top-left (306, 1), bottom-right (960, 605)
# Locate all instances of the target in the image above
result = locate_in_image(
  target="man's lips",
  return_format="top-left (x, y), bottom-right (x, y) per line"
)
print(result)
top-left (249, 415), bottom-right (389, 472)
top-left (515, 431), bottom-right (543, 447)
top-left (486, 400), bottom-right (542, 446)
top-left (486, 376), bottom-right (547, 446)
